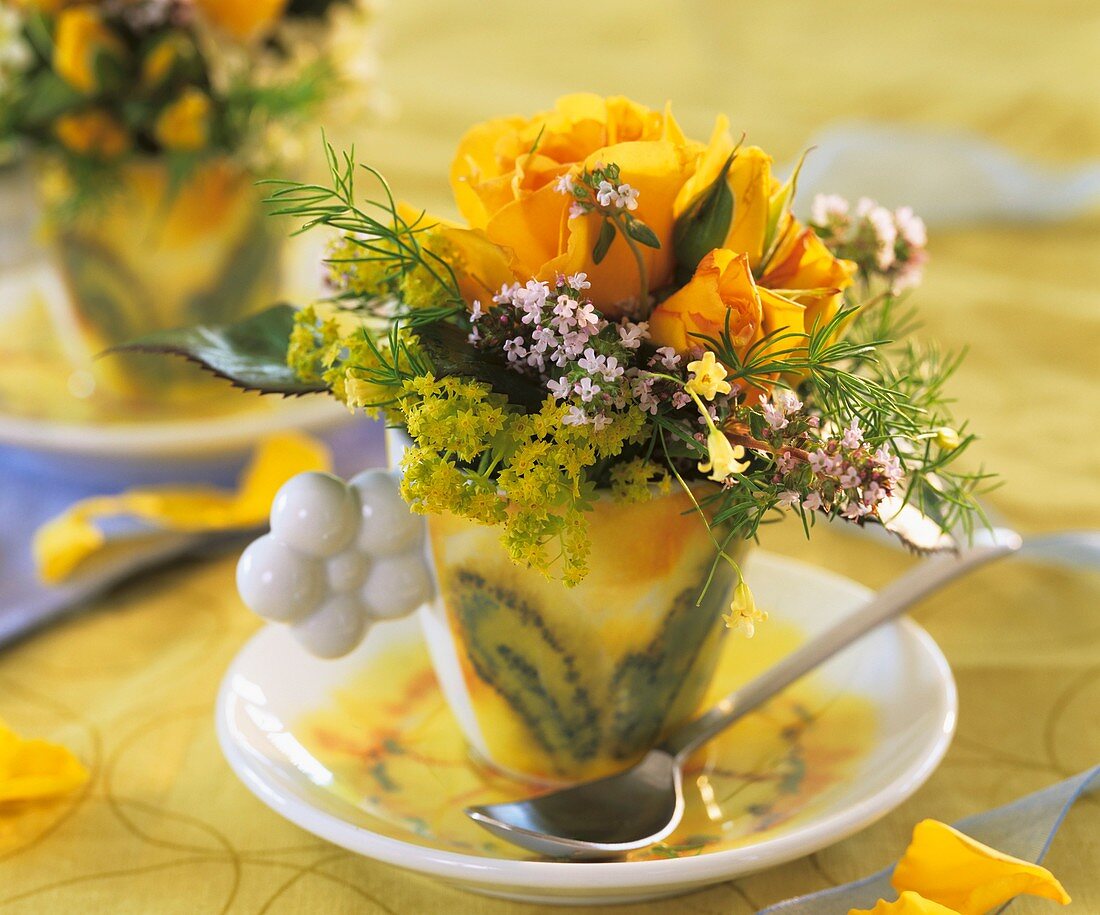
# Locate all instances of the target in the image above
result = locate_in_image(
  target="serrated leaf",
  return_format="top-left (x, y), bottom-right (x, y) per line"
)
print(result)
top-left (415, 322), bottom-right (545, 410)
top-left (625, 217), bottom-right (661, 249)
top-left (673, 153), bottom-right (734, 285)
top-left (592, 218), bottom-right (616, 264)
top-left (105, 304), bottom-right (327, 396)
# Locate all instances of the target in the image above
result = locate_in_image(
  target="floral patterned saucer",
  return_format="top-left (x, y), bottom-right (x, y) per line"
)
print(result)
top-left (216, 552), bottom-right (955, 905)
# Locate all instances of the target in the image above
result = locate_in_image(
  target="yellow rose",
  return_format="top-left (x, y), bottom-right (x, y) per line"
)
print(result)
top-left (649, 248), bottom-right (804, 357)
top-left (53, 6), bottom-right (125, 94)
top-left (194, 0), bottom-right (289, 41)
top-left (450, 94), bottom-right (707, 316)
top-left (154, 88), bottom-right (213, 151)
top-left (673, 129), bottom-right (856, 337)
top-left (54, 108), bottom-right (129, 158)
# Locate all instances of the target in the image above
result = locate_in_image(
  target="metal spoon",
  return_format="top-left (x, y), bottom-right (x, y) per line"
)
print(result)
top-left (465, 533), bottom-right (1029, 860)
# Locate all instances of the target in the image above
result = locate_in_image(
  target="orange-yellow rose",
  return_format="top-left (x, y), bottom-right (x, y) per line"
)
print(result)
top-left (53, 6), bottom-right (125, 94)
top-left (450, 93), bottom-right (708, 316)
top-left (54, 108), bottom-right (129, 158)
top-left (154, 88), bottom-right (213, 151)
top-left (649, 248), bottom-right (805, 356)
top-left (194, 0), bottom-right (289, 41)
top-left (653, 129), bottom-right (856, 355)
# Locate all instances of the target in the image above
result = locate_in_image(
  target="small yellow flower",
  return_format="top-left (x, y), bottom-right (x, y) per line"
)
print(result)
top-left (685, 350), bottom-right (731, 401)
top-left (0, 718), bottom-right (88, 804)
top-left (154, 88), bottom-right (212, 152)
top-left (724, 579), bottom-right (766, 636)
top-left (889, 818), bottom-right (1070, 915)
top-left (934, 427), bottom-right (961, 451)
top-left (54, 108), bottom-right (129, 158)
top-left (53, 6), bottom-right (124, 94)
top-left (698, 426), bottom-right (749, 483)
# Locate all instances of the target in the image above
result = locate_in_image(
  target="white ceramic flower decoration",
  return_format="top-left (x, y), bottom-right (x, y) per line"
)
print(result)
top-left (236, 470), bottom-right (434, 658)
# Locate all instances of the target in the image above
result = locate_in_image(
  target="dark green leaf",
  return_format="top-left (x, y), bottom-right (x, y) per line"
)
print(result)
top-left (415, 322), bottom-right (545, 409)
top-left (625, 217), bottom-right (661, 249)
top-left (592, 218), bottom-right (616, 264)
top-left (104, 304), bottom-right (327, 396)
top-left (673, 153), bottom-right (735, 284)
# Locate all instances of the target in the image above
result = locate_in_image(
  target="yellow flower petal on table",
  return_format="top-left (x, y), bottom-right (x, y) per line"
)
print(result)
top-left (849, 890), bottom-right (960, 915)
top-left (0, 719), bottom-right (88, 805)
top-left (33, 432), bottom-right (331, 584)
top-left (890, 819), bottom-right (1071, 914)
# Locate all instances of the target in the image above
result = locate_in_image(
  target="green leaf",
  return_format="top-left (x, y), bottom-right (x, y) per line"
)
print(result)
top-left (415, 322), bottom-right (546, 410)
top-left (625, 217), bottom-right (661, 249)
top-left (672, 153), bottom-right (734, 285)
top-left (592, 218), bottom-right (616, 264)
top-left (104, 304), bottom-right (327, 396)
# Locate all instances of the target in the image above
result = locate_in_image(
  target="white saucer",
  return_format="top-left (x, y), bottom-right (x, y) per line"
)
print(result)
top-left (216, 552), bottom-right (956, 905)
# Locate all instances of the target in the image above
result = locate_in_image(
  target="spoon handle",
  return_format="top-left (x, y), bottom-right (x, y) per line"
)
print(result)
top-left (659, 537), bottom-right (1022, 762)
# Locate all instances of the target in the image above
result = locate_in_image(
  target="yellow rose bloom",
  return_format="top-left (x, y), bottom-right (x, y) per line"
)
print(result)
top-left (54, 108), bottom-right (129, 158)
top-left (450, 94), bottom-right (708, 316)
top-left (53, 6), bottom-right (125, 94)
top-left (194, 0), bottom-right (289, 41)
top-left (649, 248), bottom-right (804, 357)
top-left (155, 88), bottom-right (213, 152)
top-left (674, 128), bottom-right (856, 336)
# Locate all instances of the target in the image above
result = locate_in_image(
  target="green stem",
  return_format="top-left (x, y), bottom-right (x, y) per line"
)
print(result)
top-left (612, 213), bottom-right (650, 314)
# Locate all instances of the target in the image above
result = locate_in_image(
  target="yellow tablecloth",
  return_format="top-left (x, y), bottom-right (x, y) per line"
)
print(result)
top-left (2, 0), bottom-right (1099, 911)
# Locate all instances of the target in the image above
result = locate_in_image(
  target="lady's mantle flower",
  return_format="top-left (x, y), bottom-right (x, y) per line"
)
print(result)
top-left (685, 351), bottom-right (731, 401)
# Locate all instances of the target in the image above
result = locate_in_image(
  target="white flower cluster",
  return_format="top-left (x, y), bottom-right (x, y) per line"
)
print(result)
top-left (810, 194), bottom-right (928, 292)
top-left (236, 471), bottom-right (433, 658)
top-left (471, 274), bottom-right (652, 429)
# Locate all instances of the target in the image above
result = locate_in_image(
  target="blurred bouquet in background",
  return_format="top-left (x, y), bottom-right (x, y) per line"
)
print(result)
top-left (0, 0), bottom-right (376, 404)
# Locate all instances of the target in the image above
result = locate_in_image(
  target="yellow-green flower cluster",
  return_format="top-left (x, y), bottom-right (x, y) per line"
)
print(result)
top-left (609, 458), bottom-right (671, 503)
top-left (287, 306), bottom-right (413, 419)
top-left (397, 381), bottom-right (648, 584)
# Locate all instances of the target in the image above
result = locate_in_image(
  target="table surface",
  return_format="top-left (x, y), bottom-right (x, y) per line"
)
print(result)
top-left (2, 0), bottom-right (1099, 911)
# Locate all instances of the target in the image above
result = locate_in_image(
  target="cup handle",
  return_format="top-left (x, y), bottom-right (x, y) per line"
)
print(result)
top-left (235, 469), bottom-right (435, 658)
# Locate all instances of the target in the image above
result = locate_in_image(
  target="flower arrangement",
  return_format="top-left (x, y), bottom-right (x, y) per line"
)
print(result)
top-left (0, 0), bottom-right (370, 213)
top-left (132, 94), bottom-right (991, 632)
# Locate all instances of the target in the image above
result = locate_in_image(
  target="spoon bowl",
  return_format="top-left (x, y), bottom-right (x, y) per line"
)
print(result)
top-left (467, 750), bottom-right (682, 860)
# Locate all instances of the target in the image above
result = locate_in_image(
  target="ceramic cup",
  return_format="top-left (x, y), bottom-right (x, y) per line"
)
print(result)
top-left (237, 436), bottom-right (742, 785)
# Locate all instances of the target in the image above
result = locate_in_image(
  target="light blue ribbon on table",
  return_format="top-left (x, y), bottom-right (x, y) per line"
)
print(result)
top-left (758, 765), bottom-right (1100, 914)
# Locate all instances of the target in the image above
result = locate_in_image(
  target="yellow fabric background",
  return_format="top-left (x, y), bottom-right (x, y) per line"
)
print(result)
top-left (2, 0), bottom-right (1099, 911)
